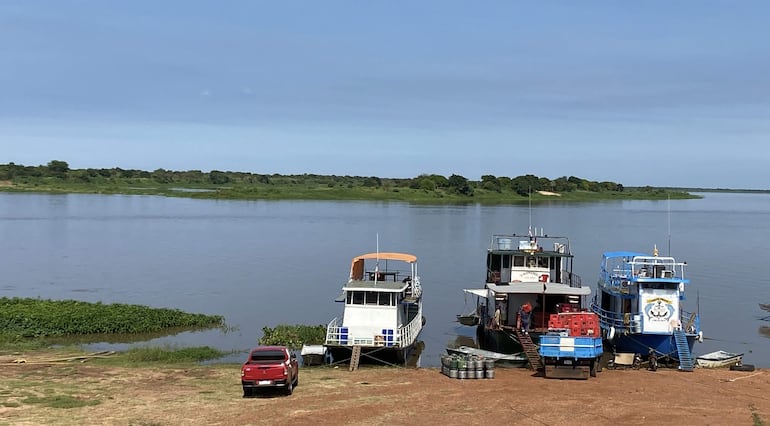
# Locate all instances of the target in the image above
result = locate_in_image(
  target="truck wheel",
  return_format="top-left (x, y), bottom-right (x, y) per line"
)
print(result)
top-left (242, 387), bottom-right (252, 398)
top-left (590, 360), bottom-right (597, 377)
top-left (596, 357), bottom-right (603, 373)
top-left (284, 378), bottom-right (294, 396)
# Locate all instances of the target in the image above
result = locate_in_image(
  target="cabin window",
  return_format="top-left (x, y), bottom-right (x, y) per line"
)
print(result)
top-left (379, 293), bottom-right (393, 306)
top-left (351, 291), bottom-right (365, 305)
top-left (365, 291), bottom-right (379, 305)
top-left (538, 257), bottom-right (549, 268)
top-left (513, 256), bottom-right (524, 267)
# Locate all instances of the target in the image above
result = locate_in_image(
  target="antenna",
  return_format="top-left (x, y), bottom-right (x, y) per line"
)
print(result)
top-left (528, 187), bottom-right (532, 237)
top-left (375, 233), bottom-right (380, 281)
top-left (667, 194), bottom-right (671, 256)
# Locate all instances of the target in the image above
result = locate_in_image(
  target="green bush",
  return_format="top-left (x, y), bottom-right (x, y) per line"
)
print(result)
top-left (258, 324), bottom-right (326, 350)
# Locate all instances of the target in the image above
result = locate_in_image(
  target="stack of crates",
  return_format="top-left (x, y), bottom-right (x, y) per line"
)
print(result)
top-left (547, 312), bottom-right (599, 337)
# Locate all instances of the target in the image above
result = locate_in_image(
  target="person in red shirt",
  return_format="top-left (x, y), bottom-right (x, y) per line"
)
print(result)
top-left (518, 302), bottom-right (533, 334)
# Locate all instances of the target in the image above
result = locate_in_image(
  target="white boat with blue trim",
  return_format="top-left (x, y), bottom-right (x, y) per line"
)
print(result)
top-left (324, 252), bottom-right (424, 366)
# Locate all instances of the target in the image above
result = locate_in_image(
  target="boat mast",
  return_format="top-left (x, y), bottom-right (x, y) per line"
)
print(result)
top-left (667, 194), bottom-right (671, 256)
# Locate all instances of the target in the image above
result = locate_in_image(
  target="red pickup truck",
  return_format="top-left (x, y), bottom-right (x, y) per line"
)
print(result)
top-left (241, 346), bottom-right (299, 396)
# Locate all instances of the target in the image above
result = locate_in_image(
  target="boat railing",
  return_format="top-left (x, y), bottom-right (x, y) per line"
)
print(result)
top-left (562, 270), bottom-right (582, 288)
top-left (590, 302), bottom-right (642, 334)
top-left (406, 277), bottom-right (422, 299)
top-left (680, 309), bottom-right (700, 334)
top-left (325, 314), bottom-right (423, 348)
top-left (397, 310), bottom-right (422, 348)
top-left (604, 255), bottom-right (686, 282)
top-left (325, 317), bottom-right (343, 345)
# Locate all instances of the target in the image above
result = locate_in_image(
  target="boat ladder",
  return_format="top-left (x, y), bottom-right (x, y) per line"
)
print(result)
top-left (515, 330), bottom-right (542, 371)
top-left (349, 345), bottom-right (362, 372)
top-left (673, 329), bottom-right (694, 372)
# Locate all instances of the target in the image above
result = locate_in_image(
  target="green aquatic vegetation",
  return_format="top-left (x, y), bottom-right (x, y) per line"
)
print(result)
top-left (0, 297), bottom-right (225, 338)
top-left (258, 324), bottom-right (327, 350)
top-left (120, 345), bottom-right (227, 364)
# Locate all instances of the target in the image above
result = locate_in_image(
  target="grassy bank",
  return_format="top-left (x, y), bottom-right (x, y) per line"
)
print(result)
top-left (0, 161), bottom-right (700, 203)
top-left (0, 178), bottom-right (699, 203)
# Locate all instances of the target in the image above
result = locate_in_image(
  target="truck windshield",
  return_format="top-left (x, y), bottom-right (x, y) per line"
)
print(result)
top-left (250, 351), bottom-right (286, 362)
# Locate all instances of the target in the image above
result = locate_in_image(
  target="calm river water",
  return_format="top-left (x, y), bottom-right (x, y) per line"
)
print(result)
top-left (2, 192), bottom-right (769, 367)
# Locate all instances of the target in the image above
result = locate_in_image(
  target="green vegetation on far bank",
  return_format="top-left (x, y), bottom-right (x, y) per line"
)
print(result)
top-left (0, 160), bottom-right (700, 203)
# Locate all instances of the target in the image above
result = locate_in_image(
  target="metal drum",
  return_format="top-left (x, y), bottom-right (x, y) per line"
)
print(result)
top-left (458, 369), bottom-right (467, 379)
top-left (484, 358), bottom-right (495, 371)
top-left (475, 369), bottom-right (484, 379)
top-left (449, 368), bottom-right (458, 379)
top-left (485, 368), bottom-right (495, 379)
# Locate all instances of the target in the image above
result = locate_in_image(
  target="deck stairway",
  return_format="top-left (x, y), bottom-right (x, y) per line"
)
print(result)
top-left (349, 345), bottom-right (361, 371)
top-left (515, 329), bottom-right (541, 371)
top-left (673, 329), bottom-right (694, 372)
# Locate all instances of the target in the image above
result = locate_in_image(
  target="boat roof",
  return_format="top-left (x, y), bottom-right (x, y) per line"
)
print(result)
top-left (486, 282), bottom-right (591, 296)
top-left (463, 289), bottom-right (488, 298)
top-left (603, 251), bottom-right (649, 259)
top-left (352, 252), bottom-right (417, 263)
top-left (343, 279), bottom-right (407, 292)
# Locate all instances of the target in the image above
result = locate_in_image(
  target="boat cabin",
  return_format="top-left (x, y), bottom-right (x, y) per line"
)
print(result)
top-left (477, 234), bottom-right (589, 333)
top-left (326, 252), bottom-right (422, 349)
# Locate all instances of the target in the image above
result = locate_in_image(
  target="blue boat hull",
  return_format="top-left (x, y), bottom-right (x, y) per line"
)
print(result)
top-left (607, 332), bottom-right (696, 360)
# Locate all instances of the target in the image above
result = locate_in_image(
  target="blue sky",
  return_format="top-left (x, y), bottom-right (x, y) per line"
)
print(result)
top-left (1, 1), bottom-right (768, 188)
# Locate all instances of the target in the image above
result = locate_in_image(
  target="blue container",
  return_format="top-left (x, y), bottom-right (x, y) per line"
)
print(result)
top-left (539, 335), bottom-right (602, 359)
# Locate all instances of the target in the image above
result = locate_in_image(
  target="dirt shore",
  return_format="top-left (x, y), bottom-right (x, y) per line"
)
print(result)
top-left (0, 356), bottom-right (768, 426)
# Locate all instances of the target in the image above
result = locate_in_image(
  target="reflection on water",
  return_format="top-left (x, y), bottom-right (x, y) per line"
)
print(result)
top-left (46, 326), bottom-right (221, 346)
top-left (448, 334), bottom-right (479, 350)
top-left (760, 326), bottom-right (770, 339)
top-left (406, 340), bottom-right (425, 368)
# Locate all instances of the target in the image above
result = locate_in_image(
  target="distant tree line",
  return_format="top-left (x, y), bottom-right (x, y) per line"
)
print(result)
top-left (0, 160), bottom-right (627, 197)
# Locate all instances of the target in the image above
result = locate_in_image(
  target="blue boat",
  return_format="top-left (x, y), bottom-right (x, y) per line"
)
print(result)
top-left (591, 247), bottom-right (703, 371)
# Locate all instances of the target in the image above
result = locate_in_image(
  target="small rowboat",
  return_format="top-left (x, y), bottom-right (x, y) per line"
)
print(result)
top-left (695, 350), bottom-right (743, 368)
top-left (759, 303), bottom-right (770, 312)
top-left (446, 346), bottom-right (528, 367)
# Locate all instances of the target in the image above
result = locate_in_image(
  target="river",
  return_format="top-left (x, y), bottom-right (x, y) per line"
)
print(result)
top-left (1, 191), bottom-right (768, 367)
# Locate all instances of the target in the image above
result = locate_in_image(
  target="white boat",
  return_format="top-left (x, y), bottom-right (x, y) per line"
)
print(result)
top-left (324, 252), bottom-right (424, 366)
top-left (446, 346), bottom-right (527, 366)
top-left (695, 350), bottom-right (743, 368)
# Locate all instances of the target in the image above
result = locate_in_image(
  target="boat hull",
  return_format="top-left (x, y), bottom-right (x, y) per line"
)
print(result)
top-left (324, 341), bottom-right (423, 367)
top-left (605, 332), bottom-right (696, 361)
top-left (476, 325), bottom-right (528, 355)
top-left (695, 351), bottom-right (743, 368)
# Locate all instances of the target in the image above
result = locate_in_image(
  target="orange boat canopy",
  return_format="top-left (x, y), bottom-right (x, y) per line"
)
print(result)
top-left (349, 252), bottom-right (417, 281)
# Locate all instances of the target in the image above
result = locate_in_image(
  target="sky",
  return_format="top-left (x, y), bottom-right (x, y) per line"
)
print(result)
top-left (1, 1), bottom-right (769, 188)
